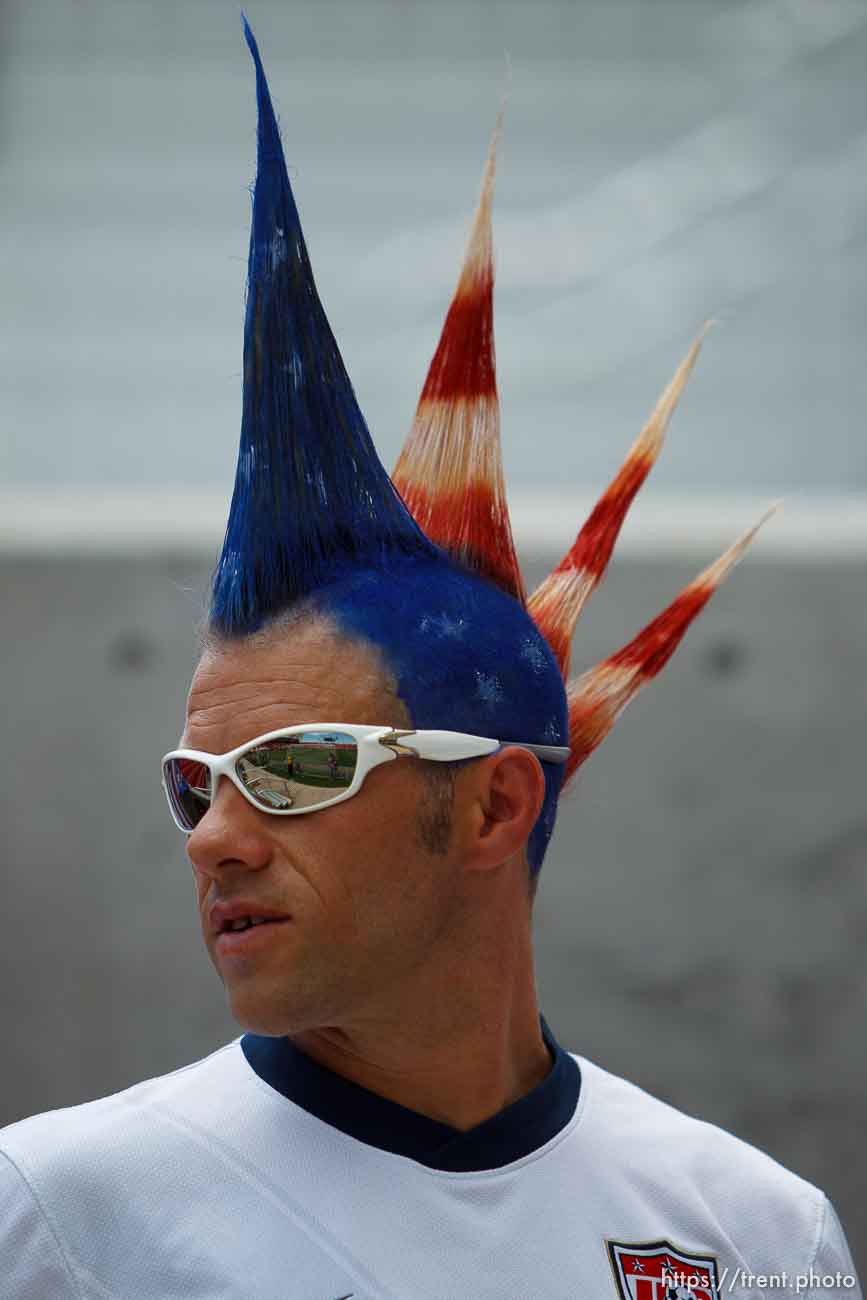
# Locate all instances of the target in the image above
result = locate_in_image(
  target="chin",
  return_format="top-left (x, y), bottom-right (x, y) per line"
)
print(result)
top-left (228, 996), bottom-right (291, 1037)
top-left (225, 984), bottom-right (322, 1038)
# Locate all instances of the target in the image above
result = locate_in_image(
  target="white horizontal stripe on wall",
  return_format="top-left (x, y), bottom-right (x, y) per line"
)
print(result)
top-left (2, 489), bottom-right (867, 560)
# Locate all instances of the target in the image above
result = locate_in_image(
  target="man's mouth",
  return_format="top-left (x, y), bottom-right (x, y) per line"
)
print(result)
top-left (221, 915), bottom-right (286, 934)
top-left (215, 916), bottom-right (291, 953)
top-left (209, 899), bottom-right (292, 936)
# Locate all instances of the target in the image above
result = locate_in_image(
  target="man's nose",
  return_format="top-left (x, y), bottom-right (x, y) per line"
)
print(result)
top-left (185, 775), bottom-right (273, 879)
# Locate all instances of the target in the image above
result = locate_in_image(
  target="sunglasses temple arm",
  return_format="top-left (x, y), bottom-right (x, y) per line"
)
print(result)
top-left (395, 732), bottom-right (501, 762)
top-left (521, 743), bottom-right (571, 764)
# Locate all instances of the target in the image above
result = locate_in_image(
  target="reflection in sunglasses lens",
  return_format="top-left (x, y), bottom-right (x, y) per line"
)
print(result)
top-left (236, 731), bottom-right (358, 813)
top-left (167, 757), bottom-right (212, 830)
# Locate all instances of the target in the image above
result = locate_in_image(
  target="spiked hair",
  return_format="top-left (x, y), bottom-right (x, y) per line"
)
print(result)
top-left (210, 17), bottom-right (440, 636)
top-left (209, 21), bottom-right (774, 879)
top-left (390, 117), bottom-right (774, 807)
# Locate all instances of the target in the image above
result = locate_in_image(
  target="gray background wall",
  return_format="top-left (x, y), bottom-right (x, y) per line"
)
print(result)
top-left (2, 0), bottom-right (866, 1278)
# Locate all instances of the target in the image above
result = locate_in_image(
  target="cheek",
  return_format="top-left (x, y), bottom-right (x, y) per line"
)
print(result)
top-left (298, 782), bottom-right (426, 910)
top-left (265, 815), bottom-right (386, 928)
top-left (351, 792), bottom-right (446, 916)
top-left (353, 778), bottom-right (426, 871)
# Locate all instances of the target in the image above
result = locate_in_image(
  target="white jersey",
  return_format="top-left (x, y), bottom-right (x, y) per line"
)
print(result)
top-left (0, 1021), bottom-right (859, 1300)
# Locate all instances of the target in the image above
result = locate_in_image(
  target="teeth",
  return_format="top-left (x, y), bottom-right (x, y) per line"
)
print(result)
top-left (224, 916), bottom-right (275, 933)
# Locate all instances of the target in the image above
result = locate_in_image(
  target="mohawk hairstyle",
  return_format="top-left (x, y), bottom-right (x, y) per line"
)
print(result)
top-left (209, 19), bottom-right (774, 880)
top-left (210, 17), bottom-right (440, 635)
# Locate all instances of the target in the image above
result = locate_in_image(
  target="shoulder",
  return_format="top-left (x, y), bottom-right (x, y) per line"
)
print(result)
top-left (0, 1037), bottom-right (246, 1205)
top-left (0, 1038), bottom-right (258, 1297)
top-left (575, 1052), bottom-right (813, 1188)
top-left (573, 1054), bottom-right (857, 1279)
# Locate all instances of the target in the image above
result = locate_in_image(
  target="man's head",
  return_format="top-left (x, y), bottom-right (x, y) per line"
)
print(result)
top-left (183, 607), bottom-right (551, 1035)
top-left (174, 20), bottom-right (768, 1039)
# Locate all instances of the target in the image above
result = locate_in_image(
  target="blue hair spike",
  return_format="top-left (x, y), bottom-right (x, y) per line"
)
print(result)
top-left (209, 19), bottom-right (568, 876)
top-left (210, 17), bottom-right (438, 637)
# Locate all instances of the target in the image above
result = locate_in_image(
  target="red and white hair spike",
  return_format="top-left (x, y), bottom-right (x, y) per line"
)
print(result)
top-left (392, 117), bottom-right (774, 787)
top-left (392, 111), bottom-right (526, 603)
top-left (561, 502), bottom-right (780, 784)
top-left (528, 321), bottom-right (715, 676)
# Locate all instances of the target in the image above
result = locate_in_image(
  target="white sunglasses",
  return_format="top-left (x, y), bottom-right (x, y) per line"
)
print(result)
top-left (162, 723), bottom-right (570, 832)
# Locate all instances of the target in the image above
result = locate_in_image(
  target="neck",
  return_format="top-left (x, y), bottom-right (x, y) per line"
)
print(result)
top-left (290, 910), bottom-right (549, 1131)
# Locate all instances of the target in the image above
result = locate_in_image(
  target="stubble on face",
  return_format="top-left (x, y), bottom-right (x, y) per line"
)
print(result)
top-left (181, 615), bottom-right (463, 1037)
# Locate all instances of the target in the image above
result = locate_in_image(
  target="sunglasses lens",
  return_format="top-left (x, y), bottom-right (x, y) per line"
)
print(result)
top-left (236, 731), bottom-right (358, 813)
top-left (164, 757), bottom-right (212, 831)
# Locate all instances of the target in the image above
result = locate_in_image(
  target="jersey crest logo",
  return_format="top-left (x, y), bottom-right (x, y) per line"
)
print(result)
top-left (606, 1238), bottom-right (721, 1300)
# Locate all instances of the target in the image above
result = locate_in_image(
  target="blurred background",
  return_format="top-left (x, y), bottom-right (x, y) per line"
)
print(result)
top-left (1, 0), bottom-right (865, 1273)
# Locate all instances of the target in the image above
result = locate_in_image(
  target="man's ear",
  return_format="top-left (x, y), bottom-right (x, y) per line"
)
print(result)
top-left (458, 747), bottom-right (546, 874)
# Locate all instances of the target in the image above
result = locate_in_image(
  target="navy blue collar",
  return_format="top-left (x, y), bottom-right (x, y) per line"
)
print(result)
top-left (240, 1013), bottom-right (579, 1172)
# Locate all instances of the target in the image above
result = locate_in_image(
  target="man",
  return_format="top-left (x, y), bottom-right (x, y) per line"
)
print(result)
top-left (0, 20), bottom-right (860, 1299)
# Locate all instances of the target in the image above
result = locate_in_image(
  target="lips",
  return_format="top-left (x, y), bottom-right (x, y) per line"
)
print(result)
top-left (214, 916), bottom-right (291, 956)
top-left (209, 900), bottom-right (291, 936)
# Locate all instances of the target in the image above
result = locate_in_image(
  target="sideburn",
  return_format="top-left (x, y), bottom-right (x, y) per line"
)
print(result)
top-left (414, 763), bottom-right (459, 856)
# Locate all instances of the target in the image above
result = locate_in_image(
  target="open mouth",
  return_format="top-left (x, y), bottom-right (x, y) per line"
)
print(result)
top-left (220, 916), bottom-right (288, 934)
top-left (215, 917), bottom-right (290, 948)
